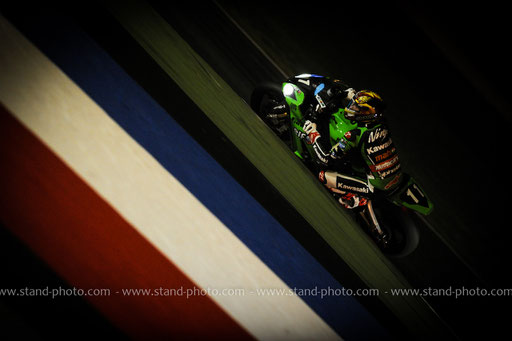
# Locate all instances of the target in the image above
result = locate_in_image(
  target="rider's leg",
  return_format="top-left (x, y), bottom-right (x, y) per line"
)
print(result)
top-left (318, 170), bottom-right (372, 209)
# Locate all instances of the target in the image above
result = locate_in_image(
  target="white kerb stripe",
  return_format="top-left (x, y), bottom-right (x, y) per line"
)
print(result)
top-left (0, 16), bottom-right (341, 341)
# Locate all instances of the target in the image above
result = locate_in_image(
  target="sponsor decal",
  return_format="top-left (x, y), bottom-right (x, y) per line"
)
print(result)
top-left (315, 94), bottom-right (326, 108)
top-left (380, 163), bottom-right (401, 178)
top-left (374, 147), bottom-right (396, 162)
top-left (367, 128), bottom-right (388, 143)
top-left (318, 170), bottom-right (326, 184)
top-left (336, 182), bottom-right (370, 194)
top-left (294, 127), bottom-right (307, 140)
top-left (335, 177), bottom-right (370, 194)
top-left (344, 129), bottom-right (360, 141)
top-left (366, 137), bottom-right (393, 154)
top-left (384, 173), bottom-right (402, 189)
top-left (369, 155), bottom-right (399, 172)
top-left (312, 143), bottom-right (329, 164)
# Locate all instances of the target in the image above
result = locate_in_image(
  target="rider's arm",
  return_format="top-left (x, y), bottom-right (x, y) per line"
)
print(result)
top-left (330, 136), bottom-right (352, 160)
top-left (330, 126), bottom-right (362, 160)
top-left (304, 83), bottom-right (356, 122)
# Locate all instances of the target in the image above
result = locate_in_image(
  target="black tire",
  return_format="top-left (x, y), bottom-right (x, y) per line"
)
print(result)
top-left (250, 82), bottom-right (283, 115)
top-left (371, 200), bottom-right (420, 258)
top-left (250, 82), bottom-right (292, 144)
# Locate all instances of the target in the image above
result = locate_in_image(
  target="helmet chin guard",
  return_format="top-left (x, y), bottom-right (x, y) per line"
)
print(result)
top-left (344, 90), bottom-right (385, 123)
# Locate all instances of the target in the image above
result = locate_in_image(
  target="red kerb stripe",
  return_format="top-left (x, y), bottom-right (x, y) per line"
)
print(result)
top-left (0, 104), bottom-right (252, 340)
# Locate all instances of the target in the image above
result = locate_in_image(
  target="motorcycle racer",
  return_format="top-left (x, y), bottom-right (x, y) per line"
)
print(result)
top-left (273, 74), bottom-right (401, 209)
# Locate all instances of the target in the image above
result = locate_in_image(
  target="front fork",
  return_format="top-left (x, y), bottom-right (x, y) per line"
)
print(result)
top-left (359, 200), bottom-right (390, 248)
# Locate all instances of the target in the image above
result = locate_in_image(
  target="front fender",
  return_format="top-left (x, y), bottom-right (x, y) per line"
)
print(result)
top-left (388, 174), bottom-right (434, 215)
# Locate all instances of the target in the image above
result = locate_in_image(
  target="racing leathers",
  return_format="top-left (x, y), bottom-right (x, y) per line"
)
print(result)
top-left (278, 74), bottom-right (401, 209)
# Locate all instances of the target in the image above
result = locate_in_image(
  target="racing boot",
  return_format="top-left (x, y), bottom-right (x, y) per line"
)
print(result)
top-left (338, 192), bottom-right (368, 209)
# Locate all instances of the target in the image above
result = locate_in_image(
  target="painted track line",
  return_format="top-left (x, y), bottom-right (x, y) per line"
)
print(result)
top-left (0, 14), bottom-right (341, 340)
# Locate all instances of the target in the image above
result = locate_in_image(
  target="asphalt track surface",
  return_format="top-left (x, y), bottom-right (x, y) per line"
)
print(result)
top-left (148, 2), bottom-right (511, 339)
top-left (100, 4), bottom-right (439, 339)
top-left (1, 1), bottom-right (511, 340)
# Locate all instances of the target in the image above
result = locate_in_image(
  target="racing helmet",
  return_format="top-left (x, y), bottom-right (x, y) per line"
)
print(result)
top-left (344, 90), bottom-right (385, 123)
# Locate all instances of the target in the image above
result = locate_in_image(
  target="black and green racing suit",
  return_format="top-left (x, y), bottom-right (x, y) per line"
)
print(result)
top-left (285, 74), bottom-right (402, 208)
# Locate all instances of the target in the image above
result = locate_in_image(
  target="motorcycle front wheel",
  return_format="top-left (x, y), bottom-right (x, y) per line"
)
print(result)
top-left (359, 199), bottom-right (420, 258)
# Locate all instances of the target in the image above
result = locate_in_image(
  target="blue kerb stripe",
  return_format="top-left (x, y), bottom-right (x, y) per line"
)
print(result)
top-left (12, 14), bottom-right (389, 340)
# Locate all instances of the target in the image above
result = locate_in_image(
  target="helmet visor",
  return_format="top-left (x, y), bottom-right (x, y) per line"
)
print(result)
top-left (345, 100), bottom-right (380, 121)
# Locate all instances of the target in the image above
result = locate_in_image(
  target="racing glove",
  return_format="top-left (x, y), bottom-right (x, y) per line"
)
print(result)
top-left (345, 87), bottom-right (356, 100)
top-left (303, 120), bottom-right (320, 145)
top-left (303, 120), bottom-right (330, 165)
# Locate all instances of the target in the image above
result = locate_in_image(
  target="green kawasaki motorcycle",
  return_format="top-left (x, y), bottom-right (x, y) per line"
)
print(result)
top-left (251, 74), bottom-right (433, 256)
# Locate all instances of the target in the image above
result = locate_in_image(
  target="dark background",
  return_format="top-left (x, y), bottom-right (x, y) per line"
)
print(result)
top-left (1, 1), bottom-right (511, 339)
